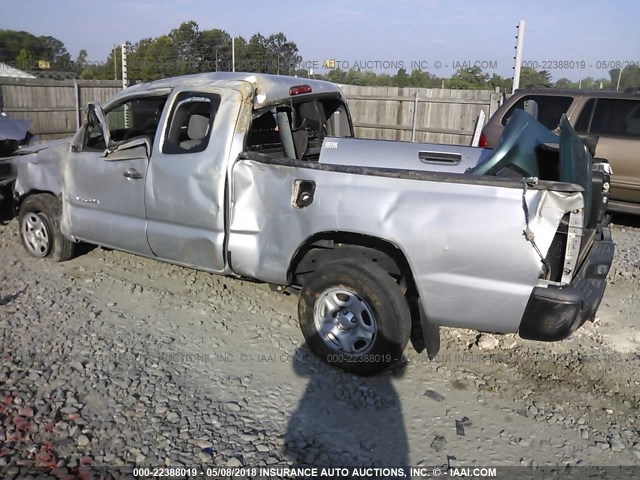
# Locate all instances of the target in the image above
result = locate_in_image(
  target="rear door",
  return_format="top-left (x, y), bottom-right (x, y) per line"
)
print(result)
top-left (144, 86), bottom-right (241, 271)
top-left (574, 97), bottom-right (640, 203)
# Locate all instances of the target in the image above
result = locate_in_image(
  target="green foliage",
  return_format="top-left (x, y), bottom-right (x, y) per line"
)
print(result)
top-left (518, 67), bottom-right (552, 87)
top-left (15, 48), bottom-right (33, 70)
top-left (0, 30), bottom-right (71, 70)
top-left (610, 65), bottom-right (640, 90)
top-left (449, 66), bottom-right (489, 89)
top-left (4, 24), bottom-right (631, 92)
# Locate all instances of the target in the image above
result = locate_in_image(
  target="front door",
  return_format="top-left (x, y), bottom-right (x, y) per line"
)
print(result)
top-left (63, 96), bottom-right (166, 255)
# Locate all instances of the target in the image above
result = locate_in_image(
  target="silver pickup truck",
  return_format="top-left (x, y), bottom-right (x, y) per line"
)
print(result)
top-left (11, 73), bottom-right (614, 375)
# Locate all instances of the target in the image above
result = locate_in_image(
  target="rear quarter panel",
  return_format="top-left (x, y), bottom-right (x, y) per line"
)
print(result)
top-left (228, 159), bottom-right (583, 333)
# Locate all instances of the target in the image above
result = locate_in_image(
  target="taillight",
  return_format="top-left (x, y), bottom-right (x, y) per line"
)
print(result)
top-left (289, 85), bottom-right (312, 96)
top-left (479, 132), bottom-right (488, 148)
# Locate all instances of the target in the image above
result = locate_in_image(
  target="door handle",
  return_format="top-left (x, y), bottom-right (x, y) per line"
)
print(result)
top-left (123, 168), bottom-right (143, 180)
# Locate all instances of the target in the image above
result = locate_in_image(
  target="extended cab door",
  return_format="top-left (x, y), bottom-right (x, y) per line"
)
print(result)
top-left (63, 96), bottom-right (166, 255)
top-left (144, 87), bottom-right (241, 271)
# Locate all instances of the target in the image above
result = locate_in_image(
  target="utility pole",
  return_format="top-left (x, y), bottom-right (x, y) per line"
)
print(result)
top-left (121, 43), bottom-right (128, 89)
top-left (578, 55), bottom-right (584, 89)
top-left (616, 69), bottom-right (623, 91)
top-left (232, 37), bottom-right (235, 72)
top-left (512, 20), bottom-right (525, 93)
top-left (113, 45), bottom-right (118, 80)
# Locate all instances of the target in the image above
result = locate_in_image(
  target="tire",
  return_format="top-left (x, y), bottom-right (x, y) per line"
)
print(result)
top-left (18, 194), bottom-right (75, 262)
top-left (298, 259), bottom-right (411, 376)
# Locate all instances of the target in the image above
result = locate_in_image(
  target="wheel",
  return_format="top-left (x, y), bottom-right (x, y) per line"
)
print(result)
top-left (18, 194), bottom-right (75, 262)
top-left (298, 259), bottom-right (411, 376)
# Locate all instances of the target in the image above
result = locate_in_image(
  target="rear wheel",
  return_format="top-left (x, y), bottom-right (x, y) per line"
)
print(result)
top-left (298, 259), bottom-right (411, 376)
top-left (18, 194), bottom-right (75, 262)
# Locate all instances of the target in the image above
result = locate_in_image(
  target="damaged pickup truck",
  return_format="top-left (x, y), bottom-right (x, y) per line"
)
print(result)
top-left (11, 73), bottom-right (614, 375)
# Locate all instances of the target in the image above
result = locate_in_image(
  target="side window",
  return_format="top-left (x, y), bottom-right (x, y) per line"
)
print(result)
top-left (589, 99), bottom-right (640, 138)
top-left (574, 99), bottom-right (596, 133)
top-left (324, 100), bottom-right (353, 137)
top-left (163, 92), bottom-right (221, 154)
top-left (502, 95), bottom-right (574, 130)
top-left (83, 96), bottom-right (167, 150)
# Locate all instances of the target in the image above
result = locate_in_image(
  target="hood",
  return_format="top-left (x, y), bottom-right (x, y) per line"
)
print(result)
top-left (0, 117), bottom-right (32, 142)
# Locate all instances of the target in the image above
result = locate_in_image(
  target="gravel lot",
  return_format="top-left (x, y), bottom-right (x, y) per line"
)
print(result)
top-left (1, 209), bottom-right (639, 477)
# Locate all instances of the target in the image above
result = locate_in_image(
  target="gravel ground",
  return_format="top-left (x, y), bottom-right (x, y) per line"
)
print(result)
top-left (1, 211), bottom-right (639, 477)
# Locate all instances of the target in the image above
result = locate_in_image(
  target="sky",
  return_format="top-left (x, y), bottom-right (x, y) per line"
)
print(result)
top-left (1, 0), bottom-right (639, 82)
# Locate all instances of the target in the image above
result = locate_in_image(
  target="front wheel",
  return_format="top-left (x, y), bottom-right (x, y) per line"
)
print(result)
top-left (298, 259), bottom-right (411, 376)
top-left (18, 194), bottom-right (75, 262)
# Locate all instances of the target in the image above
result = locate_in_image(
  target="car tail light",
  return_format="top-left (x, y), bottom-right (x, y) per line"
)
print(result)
top-left (289, 85), bottom-right (312, 96)
top-left (479, 132), bottom-right (488, 148)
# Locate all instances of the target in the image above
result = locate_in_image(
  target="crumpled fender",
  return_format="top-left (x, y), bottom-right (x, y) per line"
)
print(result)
top-left (13, 138), bottom-right (71, 198)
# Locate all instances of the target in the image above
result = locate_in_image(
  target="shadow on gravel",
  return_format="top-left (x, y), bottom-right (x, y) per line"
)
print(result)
top-left (285, 346), bottom-right (408, 475)
top-left (0, 289), bottom-right (24, 306)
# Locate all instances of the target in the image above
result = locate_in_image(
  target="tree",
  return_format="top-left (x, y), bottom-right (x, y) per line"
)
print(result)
top-left (75, 49), bottom-right (88, 70)
top-left (0, 30), bottom-right (49, 64)
top-left (518, 67), bottom-right (551, 88)
top-left (41, 35), bottom-right (71, 70)
top-left (324, 68), bottom-right (348, 84)
top-left (394, 68), bottom-right (410, 88)
top-left (619, 65), bottom-right (640, 90)
top-left (200, 28), bottom-right (232, 72)
top-left (489, 73), bottom-right (511, 92)
top-left (265, 32), bottom-right (301, 74)
top-left (555, 78), bottom-right (577, 88)
top-left (594, 77), bottom-right (612, 89)
top-left (0, 30), bottom-right (71, 71)
top-left (169, 21), bottom-right (202, 74)
top-left (408, 69), bottom-right (437, 88)
top-left (15, 48), bottom-right (33, 71)
top-left (449, 66), bottom-right (489, 89)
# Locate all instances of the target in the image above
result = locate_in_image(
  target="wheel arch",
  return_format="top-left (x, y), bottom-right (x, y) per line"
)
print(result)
top-left (288, 231), bottom-right (411, 285)
top-left (14, 189), bottom-right (60, 216)
top-left (288, 230), bottom-right (433, 354)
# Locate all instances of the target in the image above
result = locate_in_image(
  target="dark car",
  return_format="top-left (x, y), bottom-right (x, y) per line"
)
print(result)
top-left (0, 115), bottom-right (33, 205)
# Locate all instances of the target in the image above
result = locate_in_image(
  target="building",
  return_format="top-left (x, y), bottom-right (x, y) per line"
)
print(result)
top-left (0, 62), bottom-right (37, 79)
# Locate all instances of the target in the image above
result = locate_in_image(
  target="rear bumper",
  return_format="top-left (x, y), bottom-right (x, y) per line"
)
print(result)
top-left (518, 226), bottom-right (615, 341)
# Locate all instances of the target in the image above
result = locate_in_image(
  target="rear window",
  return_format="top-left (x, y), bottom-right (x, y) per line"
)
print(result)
top-left (502, 95), bottom-right (574, 130)
top-left (580, 98), bottom-right (640, 138)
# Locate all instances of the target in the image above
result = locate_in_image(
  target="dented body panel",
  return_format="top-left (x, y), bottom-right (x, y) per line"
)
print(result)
top-left (227, 157), bottom-right (584, 333)
top-left (11, 72), bottom-right (613, 345)
top-left (13, 139), bottom-right (69, 197)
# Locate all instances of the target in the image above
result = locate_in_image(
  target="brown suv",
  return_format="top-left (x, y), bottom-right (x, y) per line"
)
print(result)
top-left (481, 89), bottom-right (640, 214)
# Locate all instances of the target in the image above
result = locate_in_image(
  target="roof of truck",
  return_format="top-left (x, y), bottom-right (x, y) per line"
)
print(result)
top-left (108, 72), bottom-right (341, 108)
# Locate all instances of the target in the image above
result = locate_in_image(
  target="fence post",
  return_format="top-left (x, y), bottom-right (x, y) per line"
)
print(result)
top-left (411, 90), bottom-right (419, 142)
top-left (471, 110), bottom-right (486, 147)
top-left (74, 82), bottom-right (81, 130)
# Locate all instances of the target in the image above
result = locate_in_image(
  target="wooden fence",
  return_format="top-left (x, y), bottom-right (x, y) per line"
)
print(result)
top-left (0, 78), bottom-right (122, 139)
top-left (0, 78), bottom-right (503, 145)
top-left (340, 85), bottom-right (502, 145)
